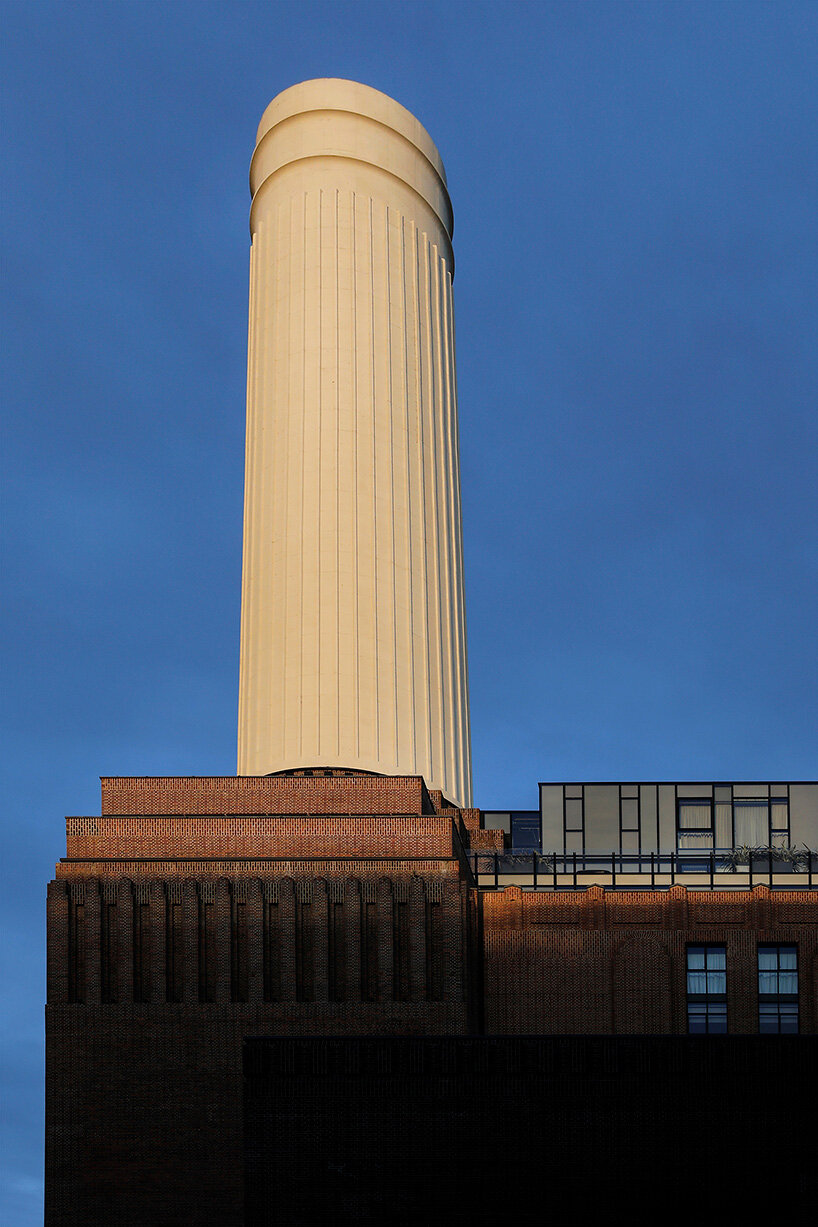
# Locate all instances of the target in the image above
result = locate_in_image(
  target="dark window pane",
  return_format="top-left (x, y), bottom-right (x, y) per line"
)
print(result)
top-left (708, 1011), bottom-right (727, 1035)
top-left (759, 1003), bottom-right (780, 1034)
top-left (780, 1007), bottom-right (799, 1035)
top-left (688, 1006), bottom-right (706, 1034)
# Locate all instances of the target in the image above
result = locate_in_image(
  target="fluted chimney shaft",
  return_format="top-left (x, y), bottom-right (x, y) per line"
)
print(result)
top-left (238, 79), bottom-right (472, 808)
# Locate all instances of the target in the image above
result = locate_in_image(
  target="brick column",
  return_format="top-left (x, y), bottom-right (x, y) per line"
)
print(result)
top-left (148, 881), bottom-right (166, 1003)
top-left (182, 878), bottom-right (198, 1004)
top-left (344, 879), bottom-right (361, 1002)
top-left (116, 877), bottom-right (134, 1003)
top-left (585, 883), bottom-right (605, 930)
top-left (247, 878), bottom-right (264, 1003)
top-left (312, 879), bottom-right (329, 1003)
top-left (459, 879), bottom-right (471, 1008)
top-left (728, 933), bottom-right (757, 1034)
top-left (84, 879), bottom-right (101, 1004)
top-left (665, 884), bottom-right (688, 929)
top-left (409, 877), bottom-right (426, 1001)
top-left (279, 878), bottom-right (297, 1001)
top-left (441, 879), bottom-right (462, 1002)
top-left (215, 878), bottom-right (231, 1003)
top-left (46, 881), bottom-right (69, 1004)
top-left (377, 878), bottom-right (394, 1002)
top-left (751, 883), bottom-right (772, 931)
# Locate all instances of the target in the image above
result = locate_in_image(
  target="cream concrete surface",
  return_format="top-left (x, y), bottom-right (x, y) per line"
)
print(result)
top-left (238, 80), bottom-right (472, 808)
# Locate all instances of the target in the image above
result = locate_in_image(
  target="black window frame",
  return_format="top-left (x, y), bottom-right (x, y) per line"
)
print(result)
top-left (686, 943), bottom-right (727, 1035)
top-left (676, 798), bottom-right (714, 870)
top-left (757, 944), bottom-right (799, 1035)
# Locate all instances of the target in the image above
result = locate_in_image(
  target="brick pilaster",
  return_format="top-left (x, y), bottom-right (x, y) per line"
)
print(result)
top-left (182, 877), bottom-right (198, 1003)
top-left (215, 878), bottom-right (231, 1003)
top-left (116, 877), bottom-right (133, 1003)
top-left (247, 878), bottom-right (264, 1003)
top-left (409, 876), bottom-right (426, 1002)
top-left (46, 881), bottom-right (69, 1004)
top-left (84, 879), bottom-right (101, 1004)
top-left (312, 879), bottom-right (329, 1002)
top-left (344, 878), bottom-right (361, 1002)
top-left (279, 879), bottom-right (297, 1001)
top-left (377, 878), bottom-right (394, 1002)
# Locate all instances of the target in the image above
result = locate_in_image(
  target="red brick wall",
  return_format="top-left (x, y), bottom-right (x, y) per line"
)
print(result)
top-left (100, 774), bottom-right (435, 815)
top-left (482, 883), bottom-right (818, 1034)
top-left (63, 813), bottom-right (455, 860)
top-left (47, 873), bottom-right (470, 1009)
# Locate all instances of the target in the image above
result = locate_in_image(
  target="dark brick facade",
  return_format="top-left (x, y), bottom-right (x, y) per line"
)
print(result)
top-left (45, 773), bottom-right (818, 1223)
top-left (245, 1036), bottom-right (817, 1222)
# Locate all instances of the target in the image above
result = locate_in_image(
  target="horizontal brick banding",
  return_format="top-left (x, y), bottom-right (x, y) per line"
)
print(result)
top-left (56, 858), bottom-right (461, 877)
top-left (101, 775), bottom-right (435, 816)
top-left (482, 883), bottom-right (818, 928)
top-left (65, 814), bottom-right (455, 860)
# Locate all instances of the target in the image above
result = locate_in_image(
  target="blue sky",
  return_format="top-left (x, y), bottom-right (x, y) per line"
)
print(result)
top-left (2, 2), bottom-right (817, 1219)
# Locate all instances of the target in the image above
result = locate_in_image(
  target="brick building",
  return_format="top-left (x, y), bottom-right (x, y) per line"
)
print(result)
top-left (45, 770), bottom-right (817, 1222)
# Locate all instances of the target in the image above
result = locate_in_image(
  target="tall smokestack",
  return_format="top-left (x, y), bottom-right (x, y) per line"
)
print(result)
top-left (237, 79), bottom-right (472, 808)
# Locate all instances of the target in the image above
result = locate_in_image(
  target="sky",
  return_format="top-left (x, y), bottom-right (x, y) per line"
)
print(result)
top-left (2, 1), bottom-right (817, 1220)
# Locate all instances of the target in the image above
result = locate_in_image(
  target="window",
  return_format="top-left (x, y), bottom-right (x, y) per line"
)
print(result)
top-left (511, 814), bottom-right (540, 850)
top-left (687, 945), bottom-right (726, 1033)
top-left (758, 945), bottom-right (798, 1034)
top-left (733, 798), bottom-right (789, 847)
top-left (677, 799), bottom-right (714, 870)
top-left (733, 799), bottom-right (769, 846)
top-left (677, 799), bottom-right (713, 849)
top-left (730, 794), bottom-right (789, 849)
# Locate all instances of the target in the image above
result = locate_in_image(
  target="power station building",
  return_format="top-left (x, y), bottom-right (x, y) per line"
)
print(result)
top-left (45, 81), bottom-right (817, 1224)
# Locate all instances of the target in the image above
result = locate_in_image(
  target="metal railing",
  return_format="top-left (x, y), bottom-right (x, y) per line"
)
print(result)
top-left (471, 849), bottom-right (817, 891)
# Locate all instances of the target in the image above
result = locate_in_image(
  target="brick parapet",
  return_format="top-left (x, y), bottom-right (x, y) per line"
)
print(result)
top-left (482, 884), bottom-right (818, 929)
top-left (64, 813), bottom-right (455, 860)
top-left (100, 774), bottom-right (437, 816)
top-left (466, 827), bottom-right (505, 851)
